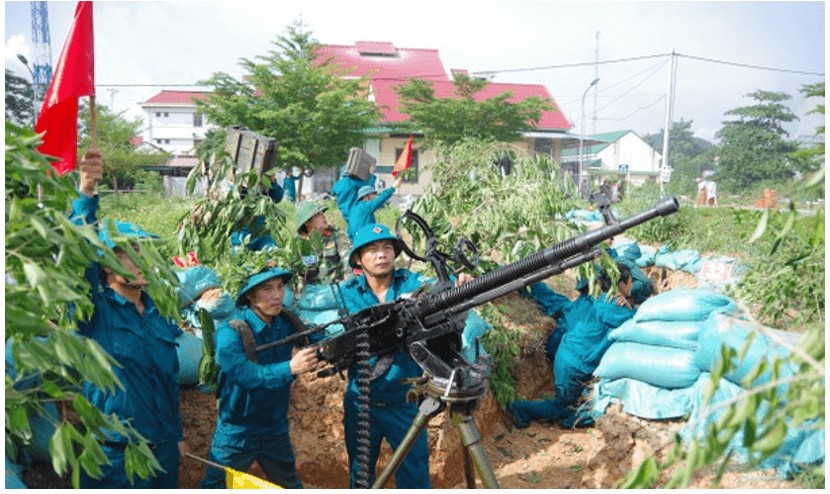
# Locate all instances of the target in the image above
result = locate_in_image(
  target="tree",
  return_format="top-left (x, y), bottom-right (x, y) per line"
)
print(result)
top-left (5, 122), bottom-right (180, 487)
top-left (643, 119), bottom-right (717, 196)
top-left (790, 82), bottom-right (825, 165)
top-left (395, 72), bottom-right (554, 146)
top-left (714, 90), bottom-right (801, 191)
top-left (5, 69), bottom-right (35, 127)
top-left (194, 19), bottom-right (381, 198)
top-left (77, 102), bottom-right (168, 194)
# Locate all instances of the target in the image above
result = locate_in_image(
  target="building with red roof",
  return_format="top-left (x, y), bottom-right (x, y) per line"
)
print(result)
top-left (138, 41), bottom-right (583, 196)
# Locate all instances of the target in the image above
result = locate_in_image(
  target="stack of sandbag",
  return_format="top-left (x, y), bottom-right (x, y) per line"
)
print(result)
top-left (681, 313), bottom-right (821, 477)
top-left (591, 290), bottom-right (823, 477)
top-left (596, 289), bottom-right (735, 389)
top-left (654, 244), bottom-right (702, 274)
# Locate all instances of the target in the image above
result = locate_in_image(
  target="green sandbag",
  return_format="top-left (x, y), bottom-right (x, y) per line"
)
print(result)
top-left (176, 332), bottom-right (203, 385)
top-left (608, 318), bottom-right (704, 350)
top-left (594, 341), bottom-right (701, 389)
top-left (633, 289), bottom-right (735, 323)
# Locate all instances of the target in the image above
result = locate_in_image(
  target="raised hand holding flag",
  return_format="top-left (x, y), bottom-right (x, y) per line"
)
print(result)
top-left (391, 135), bottom-right (413, 177)
top-left (36, 1), bottom-right (95, 176)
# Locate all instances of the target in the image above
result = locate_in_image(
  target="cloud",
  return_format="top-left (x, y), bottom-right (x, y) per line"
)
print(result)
top-left (5, 34), bottom-right (31, 75)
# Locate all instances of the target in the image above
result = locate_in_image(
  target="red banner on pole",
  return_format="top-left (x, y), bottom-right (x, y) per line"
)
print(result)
top-left (36, 1), bottom-right (95, 176)
top-left (391, 135), bottom-right (413, 177)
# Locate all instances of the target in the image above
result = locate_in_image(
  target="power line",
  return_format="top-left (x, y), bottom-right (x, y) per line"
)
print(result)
top-left (596, 95), bottom-right (666, 122)
top-left (676, 53), bottom-right (824, 76)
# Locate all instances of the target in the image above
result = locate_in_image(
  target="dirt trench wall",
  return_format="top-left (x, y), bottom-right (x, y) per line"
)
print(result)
top-left (286, 371), bottom-right (505, 489)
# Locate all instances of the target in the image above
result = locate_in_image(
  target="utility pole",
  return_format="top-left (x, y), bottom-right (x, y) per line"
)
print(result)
top-left (660, 50), bottom-right (676, 197)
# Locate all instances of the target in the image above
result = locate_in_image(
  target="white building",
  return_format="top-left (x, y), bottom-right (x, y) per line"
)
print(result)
top-left (561, 130), bottom-right (662, 187)
top-left (139, 90), bottom-right (212, 156)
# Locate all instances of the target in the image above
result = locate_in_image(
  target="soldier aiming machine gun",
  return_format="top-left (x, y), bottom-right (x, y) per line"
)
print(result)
top-left (260, 196), bottom-right (680, 489)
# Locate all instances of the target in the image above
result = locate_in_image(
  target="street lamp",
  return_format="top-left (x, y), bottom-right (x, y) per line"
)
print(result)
top-left (16, 54), bottom-right (37, 128)
top-left (578, 77), bottom-right (599, 198)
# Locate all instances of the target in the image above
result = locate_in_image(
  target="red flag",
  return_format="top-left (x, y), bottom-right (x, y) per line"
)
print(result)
top-left (36, 1), bottom-right (95, 176)
top-left (391, 135), bottom-right (413, 177)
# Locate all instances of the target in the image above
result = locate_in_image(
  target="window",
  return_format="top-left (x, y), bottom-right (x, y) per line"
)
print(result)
top-left (155, 112), bottom-right (161, 117)
top-left (193, 112), bottom-right (203, 127)
top-left (396, 148), bottom-right (419, 184)
top-left (163, 112), bottom-right (169, 118)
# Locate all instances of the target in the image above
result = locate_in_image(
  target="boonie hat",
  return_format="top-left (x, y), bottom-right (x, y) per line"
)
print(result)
top-left (296, 202), bottom-right (329, 233)
top-left (236, 266), bottom-right (294, 306)
top-left (99, 218), bottom-right (158, 249)
top-left (348, 223), bottom-right (403, 269)
top-left (356, 185), bottom-right (376, 201)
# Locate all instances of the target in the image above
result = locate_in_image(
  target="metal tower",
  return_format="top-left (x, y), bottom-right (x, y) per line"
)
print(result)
top-left (30, 1), bottom-right (53, 108)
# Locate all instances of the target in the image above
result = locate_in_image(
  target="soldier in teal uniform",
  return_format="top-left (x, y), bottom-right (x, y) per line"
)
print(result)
top-left (69, 149), bottom-right (184, 488)
top-left (200, 266), bottom-right (322, 488)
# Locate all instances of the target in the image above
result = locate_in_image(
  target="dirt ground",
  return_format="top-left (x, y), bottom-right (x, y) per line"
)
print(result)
top-left (31, 266), bottom-right (799, 489)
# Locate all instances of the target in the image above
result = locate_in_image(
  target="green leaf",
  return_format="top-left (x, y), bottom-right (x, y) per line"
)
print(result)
top-left (748, 208), bottom-right (769, 243)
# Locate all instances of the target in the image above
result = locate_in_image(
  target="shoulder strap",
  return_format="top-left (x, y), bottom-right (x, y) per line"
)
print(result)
top-left (281, 308), bottom-right (308, 334)
top-left (228, 319), bottom-right (259, 364)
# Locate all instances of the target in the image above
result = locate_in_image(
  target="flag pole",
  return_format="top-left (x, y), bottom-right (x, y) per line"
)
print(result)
top-left (89, 94), bottom-right (97, 146)
top-left (88, 93), bottom-right (98, 195)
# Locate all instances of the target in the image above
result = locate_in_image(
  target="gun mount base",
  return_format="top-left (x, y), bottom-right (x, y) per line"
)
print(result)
top-left (371, 376), bottom-right (500, 489)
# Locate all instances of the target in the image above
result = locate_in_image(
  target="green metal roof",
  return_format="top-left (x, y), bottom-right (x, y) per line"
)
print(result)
top-left (561, 130), bottom-right (632, 158)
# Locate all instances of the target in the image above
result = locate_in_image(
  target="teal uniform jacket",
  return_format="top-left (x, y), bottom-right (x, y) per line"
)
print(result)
top-left (230, 180), bottom-right (284, 252)
top-left (69, 192), bottom-right (182, 488)
top-left (331, 174), bottom-right (376, 221)
top-left (69, 193), bottom-right (184, 445)
top-left (557, 294), bottom-right (636, 375)
top-left (338, 268), bottom-right (427, 401)
top-left (346, 186), bottom-right (396, 242)
top-left (337, 267), bottom-right (432, 489)
top-left (282, 175), bottom-right (297, 202)
top-left (214, 307), bottom-right (300, 433)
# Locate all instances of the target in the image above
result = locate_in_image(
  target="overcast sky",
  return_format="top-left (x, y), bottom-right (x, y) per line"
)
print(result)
top-left (5, 1), bottom-right (825, 144)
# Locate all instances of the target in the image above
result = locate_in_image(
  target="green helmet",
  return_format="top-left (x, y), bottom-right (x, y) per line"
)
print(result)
top-left (236, 266), bottom-right (294, 306)
top-left (296, 202), bottom-right (329, 234)
top-left (347, 223), bottom-right (403, 269)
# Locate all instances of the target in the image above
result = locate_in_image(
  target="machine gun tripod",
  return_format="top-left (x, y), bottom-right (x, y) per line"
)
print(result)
top-left (372, 354), bottom-right (500, 489)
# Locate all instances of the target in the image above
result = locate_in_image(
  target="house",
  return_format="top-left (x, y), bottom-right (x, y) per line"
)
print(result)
top-left (139, 91), bottom-right (211, 155)
top-left (316, 41), bottom-right (575, 195)
top-left (560, 130), bottom-right (662, 189)
top-left (137, 41), bottom-right (580, 197)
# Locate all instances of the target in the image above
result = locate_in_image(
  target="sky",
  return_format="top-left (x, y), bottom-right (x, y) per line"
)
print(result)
top-left (4, 1), bottom-right (825, 145)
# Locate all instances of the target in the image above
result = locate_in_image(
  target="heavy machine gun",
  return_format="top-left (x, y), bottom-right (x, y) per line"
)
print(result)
top-left (258, 196), bottom-right (680, 489)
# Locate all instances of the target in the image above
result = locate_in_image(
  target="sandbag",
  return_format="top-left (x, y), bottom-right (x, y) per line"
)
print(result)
top-left (297, 284), bottom-right (340, 310)
top-left (177, 332), bottom-right (203, 385)
top-left (654, 245), bottom-right (702, 273)
top-left (635, 244), bottom-right (658, 268)
top-left (633, 289), bottom-right (736, 323)
top-left (592, 376), bottom-right (699, 420)
top-left (608, 318), bottom-right (704, 351)
top-left (461, 311), bottom-right (492, 363)
top-left (693, 313), bottom-right (801, 389)
top-left (297, 308), bottom-right (344, 337)
top-left (594, 341), bottom-right (701, 389)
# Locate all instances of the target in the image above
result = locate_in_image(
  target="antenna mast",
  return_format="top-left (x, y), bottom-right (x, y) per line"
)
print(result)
top-left (30, 1), bottom-right (53, 112)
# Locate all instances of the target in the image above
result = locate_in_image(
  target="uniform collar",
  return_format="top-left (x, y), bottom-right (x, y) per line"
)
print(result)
top-left (104, 285), bottom-right (156, 316)
top-left (355, 268), bottom-right (406, 297)
top-left (241, 307), bottom-right (269, 334)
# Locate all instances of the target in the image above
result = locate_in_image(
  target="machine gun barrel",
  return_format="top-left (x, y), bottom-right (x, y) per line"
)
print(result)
top-left (416, 196), bottom-right (680, 320)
